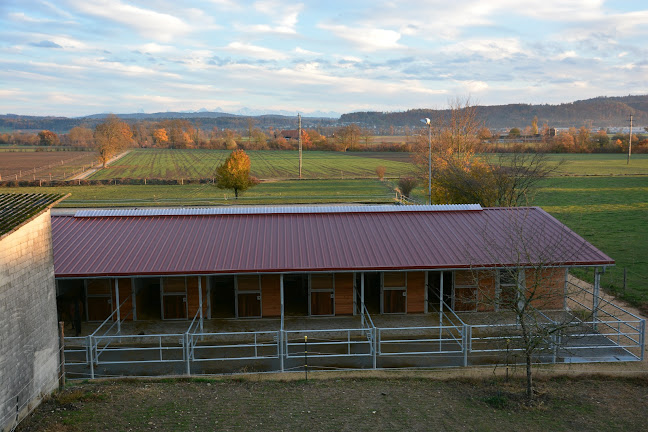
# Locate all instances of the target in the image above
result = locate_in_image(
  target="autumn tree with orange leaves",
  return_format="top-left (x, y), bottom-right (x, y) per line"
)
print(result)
top-left (94, 115), bottom-right (132, 168)
top-left (215, 149), bottom-right (258, 198)
top-left (153, 128), bottom-right (169, 147)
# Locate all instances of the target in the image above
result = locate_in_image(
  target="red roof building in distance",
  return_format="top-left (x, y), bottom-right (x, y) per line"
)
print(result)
top-left (52, 205), bottom-right (613, 321)
top-left (279, 129), bottom-right (300, 140)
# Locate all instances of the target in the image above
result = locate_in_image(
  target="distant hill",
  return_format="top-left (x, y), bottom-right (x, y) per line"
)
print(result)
top-left (0, 112), bottom-right (336, 134)
top-left (1, 95), bottom-right (646, 133)
top-left (340, 95), bottom-right (648, 130)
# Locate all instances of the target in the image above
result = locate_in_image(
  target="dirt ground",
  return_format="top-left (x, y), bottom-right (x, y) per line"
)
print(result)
top-left (15, 375), bottom-right (648, 432)
top-left (16, 276), bottom-right (648, 431)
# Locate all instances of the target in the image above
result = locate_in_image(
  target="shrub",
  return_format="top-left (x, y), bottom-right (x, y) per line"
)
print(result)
top-left (397, 177), bottom-right (417, 198)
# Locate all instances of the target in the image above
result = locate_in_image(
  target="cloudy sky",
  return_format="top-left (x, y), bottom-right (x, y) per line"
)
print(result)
top-left (1, 0), bottom-right (647, 117)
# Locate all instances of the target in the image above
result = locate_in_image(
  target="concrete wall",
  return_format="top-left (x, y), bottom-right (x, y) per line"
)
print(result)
top-left (0, 211), bottom-right (59, 432)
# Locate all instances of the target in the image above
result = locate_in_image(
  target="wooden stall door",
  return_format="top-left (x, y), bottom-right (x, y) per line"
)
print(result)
top-left (237, 293), bottom-right (261, 317)
top-left (163, 295), bottom-right (187, 319)
top-left (383, 290), bottom-right (406, 314)
top-left (310, 292), bottom-right (334, 315)
top-left (87, 297), bottom-right (112, 321)
top-left (237, 275), bottom-right (262, 318)
top-left (383, 272), bottom-right (407, 314)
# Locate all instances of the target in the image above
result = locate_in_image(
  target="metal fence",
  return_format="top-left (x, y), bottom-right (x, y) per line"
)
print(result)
top-left (63, 283), bottom-right (645, 379)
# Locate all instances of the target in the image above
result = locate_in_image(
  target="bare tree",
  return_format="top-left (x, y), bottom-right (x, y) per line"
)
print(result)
top-left (412, 97), bottom-right (560, 206)
top-left (469, 208), bottom-right (597, 402)
top-left (334, 124), bottom-right (362, 151)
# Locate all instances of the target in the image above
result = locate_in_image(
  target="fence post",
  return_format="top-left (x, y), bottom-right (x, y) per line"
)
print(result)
top-left (462, 325), bottom-right (470, 367)
top-left (641, 319), bottom-right (646, 362)
top-left (279, 330), bottom-right (284, 372)
top-left (185, 333), bottom-right (191, 376)
top-left (88, 335), bottom-right (94, 379)
top-left (372, 328), bottom-right (378, 369)
top-left (593, 268), bottom-right (601, 331)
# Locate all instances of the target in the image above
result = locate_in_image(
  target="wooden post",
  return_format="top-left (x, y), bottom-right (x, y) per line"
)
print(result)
top-left (58, 322), bottom-right (65, 390)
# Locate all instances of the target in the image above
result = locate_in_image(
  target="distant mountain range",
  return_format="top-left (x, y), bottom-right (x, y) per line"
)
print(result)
top-left (1, 95), bottom-right (646, 134)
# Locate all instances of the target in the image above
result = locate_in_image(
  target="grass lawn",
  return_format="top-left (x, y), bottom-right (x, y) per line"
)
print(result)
top-left (16, 375), bottom-right (648, 432)
top-left (534, 176), bottom-right (648, 308)
top-left (545, 153), bottom-right (648, 176)
top-left (88, 149), bottom-right (414, 181)
top-left (5, 179), bottom-right (396, 207)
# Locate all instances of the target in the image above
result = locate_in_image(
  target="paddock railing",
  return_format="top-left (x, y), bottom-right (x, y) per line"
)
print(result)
top-left (63, 285), bottom-right (645, 379)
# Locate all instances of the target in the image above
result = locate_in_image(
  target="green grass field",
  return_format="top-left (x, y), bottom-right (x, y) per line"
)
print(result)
top-left (3, 150), bottom-right (647, 307)
top-left (534, 176), bottom-right (648, 308)
top-left (88, 149), bottom-right (415, 180)
top-left (9, 179), bottom-right (396, 207)
top-left (543, 153), bottom-right (648, 176)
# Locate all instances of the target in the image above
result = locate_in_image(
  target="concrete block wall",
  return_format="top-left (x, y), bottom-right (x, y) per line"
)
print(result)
top-left (0, 211), bottom-right (59, 432)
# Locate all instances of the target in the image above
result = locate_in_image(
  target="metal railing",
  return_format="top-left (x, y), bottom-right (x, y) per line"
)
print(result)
top-left (63, 283), bottom-right (645, 378)
top-left (566, 280), bottom-right (645, 361)
top-left (284, 328), bottom-right (373, 359)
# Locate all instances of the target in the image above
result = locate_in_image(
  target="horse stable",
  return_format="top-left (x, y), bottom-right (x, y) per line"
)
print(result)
top-left (52, 205), bottom-right (614, 324)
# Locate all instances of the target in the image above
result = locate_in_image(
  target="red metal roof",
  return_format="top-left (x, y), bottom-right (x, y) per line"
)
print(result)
top-left (51, 206), bottom-right (614, 277)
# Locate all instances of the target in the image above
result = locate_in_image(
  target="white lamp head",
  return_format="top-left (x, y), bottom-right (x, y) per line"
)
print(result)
top-left (420, 118), bottom-right (431, 125)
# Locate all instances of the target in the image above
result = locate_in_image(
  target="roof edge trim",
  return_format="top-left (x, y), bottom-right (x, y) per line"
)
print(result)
top-left (73, 204), bottom-right (483, 218)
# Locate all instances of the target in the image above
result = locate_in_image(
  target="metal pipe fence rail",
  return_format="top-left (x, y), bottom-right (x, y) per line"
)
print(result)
top-left (62, 291), bottom-right (645, 379)
top-left (377, 326), bottom-right (464, 356)
top-left (189, 331), bottom-right (280, 362)
top-left (284, 329), bottom-right (373, 359)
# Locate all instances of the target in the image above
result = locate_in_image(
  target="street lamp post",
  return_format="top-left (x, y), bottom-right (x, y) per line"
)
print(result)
top-left (421, 118), bottom-right (432, 205)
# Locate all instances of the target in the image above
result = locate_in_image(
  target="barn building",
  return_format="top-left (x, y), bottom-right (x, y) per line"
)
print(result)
top-left (52, 204), bottom-right (613, 323)
top-left (50, 204), bottom-right (647, 375)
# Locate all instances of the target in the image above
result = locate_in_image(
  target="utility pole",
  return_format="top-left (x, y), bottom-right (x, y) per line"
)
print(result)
top-left (298, 113), bottom-right (302, 178)
top-left (627, 114), bottom-right (633, 165)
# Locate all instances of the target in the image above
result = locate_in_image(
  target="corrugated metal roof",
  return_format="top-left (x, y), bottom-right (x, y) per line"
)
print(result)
top-left (74, 204), bottom-right (483, 218)
top-left (51, 206), bottom-right (614, 277)
top-left (0, 193), bottom-right (67, 238)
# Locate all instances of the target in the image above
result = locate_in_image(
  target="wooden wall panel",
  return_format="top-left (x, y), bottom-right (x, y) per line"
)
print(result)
top-left (476, 270), bottom-right (496, 312)
top-left (261, 274), bottom-right (281, 317)
top-left (454, 270), bottom-right (478, 312)
top-left (527, 268), bottom-right (566, 310)
top-left (334, 273), bottom-right (354, 315)
top-left (406, 272), bottom-right (425, 313)
top-left (109, 278), bottom-right (134, 321)
top-left (186, 276), bottom-right (207, 319)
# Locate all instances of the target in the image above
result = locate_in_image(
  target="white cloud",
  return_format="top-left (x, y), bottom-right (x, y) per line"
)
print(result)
top-left (235, 1), bottom-right (303, 35)
top-left (68, 0), bottom-right (191, 42)
top-left (8, 12), bottom-right (49, 24)
top-left (295, 47), bottom-right (320, 55)
top-left (318, 24), bottom-right (402, 51)
top-left (224, 42), bottom-right (288, 60)
top-left (556, 50), bottom-right (578, 60)
top-left (462, 80), bottom-right (489, 93)
top-left (74, 58), bottom-right (181, 79)
top-left (137, 43), bottom-right (175, 54)
top-left (442, 38), bottom-right (524, 60)
top-left (0, 89), bottom-right (23, 98)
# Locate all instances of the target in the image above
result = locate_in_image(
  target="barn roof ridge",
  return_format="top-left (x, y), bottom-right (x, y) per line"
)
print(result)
top-left (72, 204), bottom-right (484, 218)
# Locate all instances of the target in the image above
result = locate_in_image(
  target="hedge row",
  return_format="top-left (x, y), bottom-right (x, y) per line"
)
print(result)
top-left (0, 178), bottom-right (216, 188)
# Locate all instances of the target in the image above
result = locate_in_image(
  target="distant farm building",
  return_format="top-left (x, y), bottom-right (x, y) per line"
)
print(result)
top-left (279, 130), bottom-right (300, 141)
